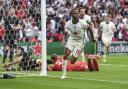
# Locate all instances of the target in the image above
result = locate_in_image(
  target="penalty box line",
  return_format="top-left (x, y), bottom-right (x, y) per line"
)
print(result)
top-left (47, 75), bottom-right (128, 85)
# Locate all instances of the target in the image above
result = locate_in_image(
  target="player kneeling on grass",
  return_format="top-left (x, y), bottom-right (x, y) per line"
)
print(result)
top-left (86, 54), bottom-right (100, 71)
top-left (48, 54), bottom-right (88, 71)
top-left (4, 47), bottom-right (42, 71)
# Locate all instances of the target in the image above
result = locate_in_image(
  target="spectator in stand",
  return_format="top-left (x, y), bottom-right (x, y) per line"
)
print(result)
top-left (15, 6), bottom-right (27, 20)
top-left (0, 0), bottom-right (128, 43)
top-left (0, 25), bottom-right (4, 43)
top-left (23, 15), bottom-right (34, 42)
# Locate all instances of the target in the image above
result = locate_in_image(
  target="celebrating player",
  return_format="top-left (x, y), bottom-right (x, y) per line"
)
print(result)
top-left (99, 15), bottom-right (116, 62)
top-left (79, 7), bottom-right (95, 61)
top-left (61, 7), bottom-right (88, 79)
top-left (79, 7), bottom-right (95, 42)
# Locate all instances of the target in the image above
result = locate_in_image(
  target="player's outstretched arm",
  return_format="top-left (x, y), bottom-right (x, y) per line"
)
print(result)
top-left (4, 56), bottom-right (22, 68)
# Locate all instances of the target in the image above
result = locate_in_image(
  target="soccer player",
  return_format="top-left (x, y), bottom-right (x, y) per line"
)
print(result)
top-left (79, 7), bottom-right (95, 42)
top-left (3, 7), bottom-right (22, 64)
top-left (79, 7), bottom-right (96, 63)
top-left (61, 7), bottom-right (88, 79)
top-left (4, 47), bottom-right (41, 71)
top-left (99, 15), bottom-right (116, 62)
top-left (48, 54), bottom-right (88, 71)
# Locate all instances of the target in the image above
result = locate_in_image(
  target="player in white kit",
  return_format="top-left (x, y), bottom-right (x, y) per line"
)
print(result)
top-left (79, 7), bottom-right (95, 42)
top-left (61, 7), bottom-right (88, 79)
top-left (99, 15), bottom-right (116, 62)
top-left (79, 7), bottom-right (95, 62)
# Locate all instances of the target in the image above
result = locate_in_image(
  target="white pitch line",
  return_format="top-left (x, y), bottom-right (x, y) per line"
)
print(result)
top-left (100, 64), bottom-right (128, 67)
top-left (47, 75), bottom-right (128, 85)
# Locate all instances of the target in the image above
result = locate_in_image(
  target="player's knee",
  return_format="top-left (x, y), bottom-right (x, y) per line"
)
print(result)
top-left (70, 57), bottom-right (77, 64)
top-left (70, 60), bottom-right (75, 64)
top-left (63, 55), bottom-right (68, 60)
top-left (63, 52), bottom-right (71, 60)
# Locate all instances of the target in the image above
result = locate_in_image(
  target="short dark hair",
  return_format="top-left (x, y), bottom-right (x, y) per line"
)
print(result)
top-left (79, 7), bottom-right (85, 11)
top-left (70, 7), bottom-right (79, 15)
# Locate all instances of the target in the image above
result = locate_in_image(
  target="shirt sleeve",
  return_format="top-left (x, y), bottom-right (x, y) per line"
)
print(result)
top-left (99, 22), bottom-right (102, 28)
top-left (112, 22), bottom-right (116, 32)
top-left (83, 21), bottom-right (89, 29)
top-left (87, 17), bottom-right (92, 24)
top-left (99, 22), bottom-right (103, 32)
top-left (64, 22), bottom-right (69, 33)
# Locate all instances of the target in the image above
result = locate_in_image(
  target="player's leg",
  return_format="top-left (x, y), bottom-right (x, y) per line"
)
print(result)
top-left (70, 42), bottom-right (84, 64)
top-left (94, 55), bottom-right (101, 71)
top-left (9, 40), bottom-right (15, 63)
top-left (9, 46), bottom-right (14, 63)
top-left (102, 38), bottom-right (110, 62)
top-left (2, 43), bottom-right (9, 64)
top-left (81, 51), bottom-right (85, 62)
top-left (93, 58), bottom-right (99, 71)
top-left (61, 47), bottom-right (71, 79)
top-left (86, 55), bottom-right (95, 71)
top-left (70, 55), bottom-right (77, 64)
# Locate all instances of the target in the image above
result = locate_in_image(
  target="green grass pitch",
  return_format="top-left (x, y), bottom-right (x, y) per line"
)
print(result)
top-left (0, 55), bottom-right (128, 89)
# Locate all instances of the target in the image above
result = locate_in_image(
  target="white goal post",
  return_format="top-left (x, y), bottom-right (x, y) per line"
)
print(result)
top-left (40, 0), bottom-right (47, 76)
top-left (0, 0), bottom-right (47, 77)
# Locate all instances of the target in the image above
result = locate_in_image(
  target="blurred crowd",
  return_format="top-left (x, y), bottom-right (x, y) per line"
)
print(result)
top-left (46, 0), bottom-right (128, 42)
top-left (0, 0), bottom-right (128, 44)
top-left (0, 0), bottom-right (41, 43)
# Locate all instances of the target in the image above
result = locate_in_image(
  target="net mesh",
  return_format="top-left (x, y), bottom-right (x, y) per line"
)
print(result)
top-left (0, 0), bottom-right (41, 77)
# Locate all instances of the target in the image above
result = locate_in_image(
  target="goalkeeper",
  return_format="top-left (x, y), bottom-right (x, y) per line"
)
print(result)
top-left (4, 47), bottom-right (42, 71)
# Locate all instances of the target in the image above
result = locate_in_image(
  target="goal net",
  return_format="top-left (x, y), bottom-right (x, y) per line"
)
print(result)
top-left (0, 0), bottom-right (47, 77)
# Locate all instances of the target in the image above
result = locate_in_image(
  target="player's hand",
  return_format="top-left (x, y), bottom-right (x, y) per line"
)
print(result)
top-left (47, 66), bottom-right (52, 71)
top-left (112, 29), bottom-right (115, 32)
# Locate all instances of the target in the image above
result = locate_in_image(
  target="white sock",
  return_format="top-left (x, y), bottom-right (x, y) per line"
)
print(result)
top-left (103, 46), bottom-right (107, 56)
top-left (81, 52), bottom-right (85, 62)
top-left (62, 60), bottom-right (67, 76)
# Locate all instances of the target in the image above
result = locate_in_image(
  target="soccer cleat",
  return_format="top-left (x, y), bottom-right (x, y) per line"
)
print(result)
top-left (60, 74), bottom-right (66, 79)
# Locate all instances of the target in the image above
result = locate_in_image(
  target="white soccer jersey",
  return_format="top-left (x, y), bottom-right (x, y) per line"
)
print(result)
top-left (64, 19), bottom-right (88, 57)
top-left (123, 18), bottom-right (128, 30)
top-left (65, 19), bottom-right (88, 41)
top-left (82, 15), bottom-right (92, 42)
top-left (99, 21), bottom-right (115, 38)
top-left (83, 15), bottom-right (91, 24)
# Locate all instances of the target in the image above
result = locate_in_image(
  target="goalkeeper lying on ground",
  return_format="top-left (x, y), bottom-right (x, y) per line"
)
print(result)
top-left (4, 47), bottom-right (42, 71)
top-left (3, 48), bottom-right (100, 71)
